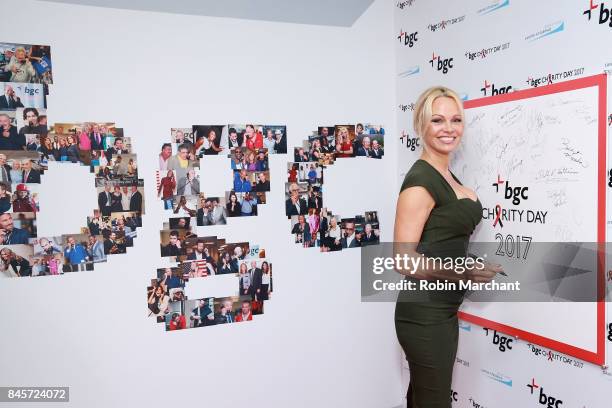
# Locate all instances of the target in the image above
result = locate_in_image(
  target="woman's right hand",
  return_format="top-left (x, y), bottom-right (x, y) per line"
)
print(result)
top-left (464, 261), bottom-right (503, 283)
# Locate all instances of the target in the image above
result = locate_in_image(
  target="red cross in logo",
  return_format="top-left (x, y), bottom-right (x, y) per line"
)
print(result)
top-left (526, 378), bottom-right (540, 394)
top-left (584, 0), bottom-right (599, 20)
top-left (492, 174), bottom-right (504, 192)
top-left (429, 52), bottom-right (438, 66)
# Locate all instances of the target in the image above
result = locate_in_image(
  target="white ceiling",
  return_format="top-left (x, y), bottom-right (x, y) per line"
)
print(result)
top-left (40, 0), bottom-right (375, 26)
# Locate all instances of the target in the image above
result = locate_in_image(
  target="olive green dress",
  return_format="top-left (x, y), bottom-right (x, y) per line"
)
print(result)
top-left (395, 159), bottom-right (482, 408)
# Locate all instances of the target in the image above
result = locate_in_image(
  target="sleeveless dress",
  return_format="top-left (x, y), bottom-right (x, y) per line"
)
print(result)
top-left (395, 159), bottom-right (482, 408)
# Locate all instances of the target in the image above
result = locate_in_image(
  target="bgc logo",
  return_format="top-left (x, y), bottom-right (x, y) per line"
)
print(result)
top-left (400, 131), bottom-right (420, 151)
top-left (397, 30), bottom-right (418, 47)
top-left (396, 0), bottom-right (416, 9)
top-left (481, 80), bottom-right (512, 96)
top-left (608, 322), bottom-right (612, 341)
top-left (526, 378), bottom-right (564, 408)
top-left (608, 168), bottom-right (612, 187)
top-left (583, 0), bottom-right (612, 27)
top-left (429, 52), bottom-right (454, 74)
top-left (492, 175), bottom-right (529, 205)
top-left (17, 85), bottom-right (40, 96)
top-left (450, 389), bottom-right (458, 403)
top-left (483, 328), bottom-right (513, 352)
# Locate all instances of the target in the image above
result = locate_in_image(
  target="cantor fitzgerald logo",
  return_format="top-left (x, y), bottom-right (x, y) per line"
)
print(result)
top-left (398, 65), bottom-right (420, 78)
top-left (477, 0), bottom-right (510, 15)
top-left (480, 368), bottom-right (512, 386)
top-left (524, 21), bottom-right (565, 42)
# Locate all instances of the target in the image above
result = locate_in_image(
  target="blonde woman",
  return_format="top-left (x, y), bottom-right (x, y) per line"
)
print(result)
top-left (334, 126), bottom-right (353, 158)
top-left (393, 86), bottom-right (502, 407)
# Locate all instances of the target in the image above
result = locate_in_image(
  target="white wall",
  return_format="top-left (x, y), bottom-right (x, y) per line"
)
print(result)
top-left (0, 1), bottom-right (404, 407)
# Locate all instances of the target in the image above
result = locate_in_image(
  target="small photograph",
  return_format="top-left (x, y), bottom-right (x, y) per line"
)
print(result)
top-left (105, 213), bottom-right (137, 245)
top-left (293, 146), bottom-right (309, 163)
top-left (251, 171), bottom-right (270, 192)
top-left (147, 283), bottom-right (171, 321)
top-left (196, 196), bottom-right (227, 226)
top-left (291, 213), bottom-right (317, 248)
top-left (298, 162), bottom-right (323, 184)
top-left (363, 123), bottom-right (386, 135)
top-left (156, 267), bottom-right (185, 302)
top-left (356, 218), bottom-right (380, 246)
top-left (160, 229), bottom-right (188, 258)
top-left (167, 143), bottom-right (199, 181)
top-left (60, 234), bottom-right (92, 272)
top-left (16, 107), bottom-right (47, 136)
top-left (96, 183), bottom-right (144, 216)
top-left (165, 309), bottom-right (187, 331)
top-left (287, 163), bottom-right (299, 183)
top-left (30, 254), bottom-right (64, 277)
top-left (94, 153), bottom-right (137, 180)
top-left (262, 125), bottom-right (287, 154)
top-left (319, 210), bottom-right (342, 252)
top-left (334, 125), bottom-right (356, 158)
top-left (0, 43), bottom-right (53, 84)
top-left (193, 125), bottom-right (224, 156)
top-left (171, 128), bottom-right (194, 146)
top-left (182, 236), bottom-right (218, 262)
top-left (158, 142), bottom-right (175, 171)
top-left (245, 148), bottom-right (268, 172)
top-left (230, 147), bottom-right (246, 170)
top-left (0, 182), bottom-right (10, 214)
top-left (229, 124), bottom-right (265, 150)
top-left (101, 229), bottom-right (127, 255)
top-left (355, 133), bottom-right (384, 159)
top-left (0, 82), bottom-right (46, 110)
top-left (188, 297), bottom-right (215, 328)
top-left (305, 184), bottom-right (323, 210)
top-left (217, 241), bottom-right (248, 269)
top-left (10, 183), bottom-right (39, 213)
top-left (175, 168), bottom-right (199, 196)
top-left (225, 191), bottom-right (241, 217)
top-left (340, 218), bottom-right (360, 248)
top-left (0, 212), bottom-right (36, 244)
top-left (31, 236), bottom-right (62, 256)
top-left (1, 151), bottom-right (43, 183)
top-left (180, 258), bottom-right (216, 278)
top-left (0, 244), bottom-right (34, 277)
top-left (285, 182), bottom-right (309, 217)
top-left (171, 194), bottom-right (198, 217)
top-left (168, 216), bottom-right (192, 230)
top-left (156, 169), bottom-right (177, 210)
top-left (234, 296), bottom-right (255, 322)
top-left (245, 243), bottom-right (265, 259)
top-left (235, 192), bottom-right (258, 216)
top-left (318, 126), bottom-right (335, 138)
top-left (224, 126), bottom-right (243, 151)
top-left (365, 211), bottom-right (379, 224)
top-left (212, 296), bottom-right (240, 324)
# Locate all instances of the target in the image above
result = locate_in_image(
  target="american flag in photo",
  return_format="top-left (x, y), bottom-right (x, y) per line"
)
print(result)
top-left (194, 260), bottom-right (210, 276)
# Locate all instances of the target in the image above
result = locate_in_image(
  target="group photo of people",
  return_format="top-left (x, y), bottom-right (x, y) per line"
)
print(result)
top-left (286, 124), bottom-right (382, 251)
top-left (149, 233), bottom-right (271, 329)
top-left (0, 45), bottom-right (145, 278)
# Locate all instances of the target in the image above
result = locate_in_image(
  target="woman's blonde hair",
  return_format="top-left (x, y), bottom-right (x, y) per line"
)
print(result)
top-left (413, 86), bottom-right (464, 137)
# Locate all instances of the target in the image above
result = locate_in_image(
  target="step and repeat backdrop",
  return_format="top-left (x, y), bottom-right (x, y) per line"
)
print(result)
top-left (395, 1), bottom-right (611, 407)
